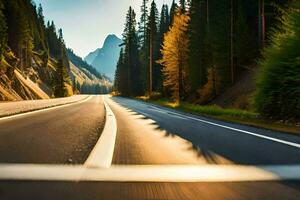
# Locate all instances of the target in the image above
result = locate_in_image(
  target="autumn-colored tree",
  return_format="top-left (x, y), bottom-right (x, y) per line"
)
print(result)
top-left (159, 13), bottom-right (190, 102)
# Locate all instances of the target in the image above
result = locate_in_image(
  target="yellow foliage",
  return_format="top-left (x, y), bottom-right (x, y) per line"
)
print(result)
top-left (197, 67), bottom-right (219, 104)
top-left (158, 13), bottom-right (190, 102)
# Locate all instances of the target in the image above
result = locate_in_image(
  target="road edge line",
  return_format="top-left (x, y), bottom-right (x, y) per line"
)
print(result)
top-left (84, 95), bottom-right (117, 168)
top-left (0, 95), bottom-right (92, 121)
top-left (127, 98), bottom-right (300, 149)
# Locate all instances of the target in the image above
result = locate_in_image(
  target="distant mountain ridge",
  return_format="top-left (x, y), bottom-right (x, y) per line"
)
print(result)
top-left (67, 49), bottom-right (112, 94)
top-left (85, 34), bottom-right (122, 80)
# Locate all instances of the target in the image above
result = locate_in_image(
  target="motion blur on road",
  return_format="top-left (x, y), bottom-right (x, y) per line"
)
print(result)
top-left (0, 95), bottom-right (299, 200)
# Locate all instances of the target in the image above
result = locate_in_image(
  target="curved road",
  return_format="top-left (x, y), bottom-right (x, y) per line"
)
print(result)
top-left (109, 97), bottom-right (300, 165)
top-left (0, 95), bottom-right (299, 199)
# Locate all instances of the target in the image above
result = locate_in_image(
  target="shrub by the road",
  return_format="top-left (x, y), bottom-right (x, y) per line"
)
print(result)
top-left (255, 1), bottom-right (300, 120)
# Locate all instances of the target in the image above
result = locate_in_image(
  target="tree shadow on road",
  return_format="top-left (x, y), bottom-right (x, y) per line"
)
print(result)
top-left (111, 96), bottom-right (224, 164)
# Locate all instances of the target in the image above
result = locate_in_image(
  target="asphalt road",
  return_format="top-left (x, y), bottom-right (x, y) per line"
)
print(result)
top-left (110, 97), bottom-right (300, 165)
top-left (0, 95), bottom-right (105, 164)
top-left (0, 95), bottom-right (300, 199)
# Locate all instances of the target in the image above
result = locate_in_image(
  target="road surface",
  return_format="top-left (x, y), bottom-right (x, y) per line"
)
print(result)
top-left (109, 97), bottom-right (300, 165)
top-left (0, 95), bottom-right (105, 164)
top-left (0, 95), bottom-right (299, 199)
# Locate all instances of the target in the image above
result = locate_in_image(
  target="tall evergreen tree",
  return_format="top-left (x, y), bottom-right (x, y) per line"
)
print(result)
top-left (188, 0), bottom-right (207, 97)
top-left (53, 28), bottom-right (70, 97)
top-left (122, 7), bottom-right (142, 96)
top-left (138, 0), bottom-right (149, 45)
top-left (18, 11), bottom-right (34, 71)
top-left (179, 0), bottom-right (186, 12)
top-left (114, 48), bottom-right (124, 93)
top-left (159, 4), bottom-right (170, 37)
top-left (170, 0), bottom-right (178, 25)
top-left (54, 57), bottom-right (68, 97)
top-left (139, 0), bottom-right (150, 93)
top-left (36, 4), bottom-right (48, 53)
top-left (147, 0), bottom-right (159, 95)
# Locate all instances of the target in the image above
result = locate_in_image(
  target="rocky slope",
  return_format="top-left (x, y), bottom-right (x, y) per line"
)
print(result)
top-left (67, 49), bottom-right (112, 94)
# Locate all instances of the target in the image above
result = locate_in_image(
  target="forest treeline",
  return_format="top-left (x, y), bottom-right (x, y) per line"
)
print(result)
top-left (0, 0), bottom-right (110, 99)
top-left (67, 49), bottom-right (112, 94)
top-left (0, 0), bottom-right (72, 97)
top-left (114, 0), bottom-right (299, 120)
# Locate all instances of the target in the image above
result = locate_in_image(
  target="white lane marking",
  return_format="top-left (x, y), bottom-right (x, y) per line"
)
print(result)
top-left (0, 164), bottom-right (299, 182)
top-left (0, 95), bottom-right (92, 121)
top-left (84, 95), bottom-right (117, 168)
top-left (140, 103), bottom-right (300, 149)
top-left (137, 109), bottom-right (187, 120)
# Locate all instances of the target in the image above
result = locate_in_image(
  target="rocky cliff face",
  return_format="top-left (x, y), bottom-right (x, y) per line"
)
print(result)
top-left (0, 51), bottom-right (73, 101)
top-left (84, 34), bottom-right (122, 80)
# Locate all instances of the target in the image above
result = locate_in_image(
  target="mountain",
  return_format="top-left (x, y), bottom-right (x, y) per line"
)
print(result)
top-left (67, 49), bottom-right (112, 94)
top-left (84, 34), bottom-right (122, 80)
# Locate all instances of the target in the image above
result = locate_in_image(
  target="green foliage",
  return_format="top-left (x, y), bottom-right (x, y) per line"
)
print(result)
top-left (1, 0), bottom-right (72, 98)
top-left (116, 0), bottom-right (297, 121)
top-left (147, 0), bottom-right (160, 92)
top-left (170, 0), bottom-right (178, 24)
top-left (54, 58), bottom-right (69, 97)
top-left (255, 2), bottom-right (300, 119)
top-left (138, 0), bottom-right (149, 45)
top-left (188, 0), bottom-right (207, 96)
top-left (152, 98), bottom-right (258, 119)
top-left (117, 7), bottom-right (142, 96)
top-left (114, 48), bottom-right (124, 93)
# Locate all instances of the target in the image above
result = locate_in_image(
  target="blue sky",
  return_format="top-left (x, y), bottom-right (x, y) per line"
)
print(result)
top-left (34, 0), bottom-right (173, 58)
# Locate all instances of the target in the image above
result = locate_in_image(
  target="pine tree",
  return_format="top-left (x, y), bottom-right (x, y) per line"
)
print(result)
top-left (114, 48), bottom-right (124, 93)
top-left (53, 28), bottom-right (70, 97)
top-left (207, 0), bottom-right (231, 94)
top-left (147, 0), bottom-right (159, 95)
top-left (179, 0), bottom-right (186, 12)
top-left (170, 0), bottom-right (178, 25)
top-left (36, 4), bottom-right (48, 54)
top-left (159, 4), bottom-right (170, 37)
top-left (138, 0), bottom-right (149, 45)
top-left (54, 58), bottom-right (68, 97)
top-left (138, 0), bottom-right (150, 93)
top-left (188, 0), bottom-right (207, 97)
top-left (159, 13), bottom-right (190, 102)
top-left (18, 11), bottom-right (34, 72)
top-left (121, 7), bottom-right (142, 96)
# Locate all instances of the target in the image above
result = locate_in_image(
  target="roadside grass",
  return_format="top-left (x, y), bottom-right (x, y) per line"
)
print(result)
top-left (136, 97), bottom-right (300, 135)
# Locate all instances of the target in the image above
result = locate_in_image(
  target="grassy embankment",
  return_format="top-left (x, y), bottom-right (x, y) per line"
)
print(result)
top-left (136, 97), bottom-right (300, 135)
